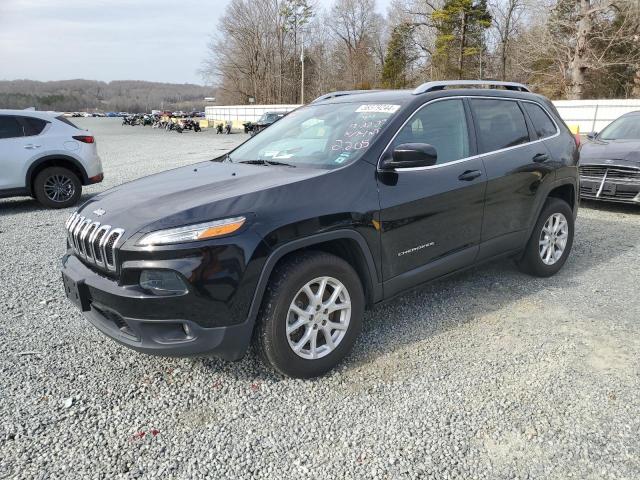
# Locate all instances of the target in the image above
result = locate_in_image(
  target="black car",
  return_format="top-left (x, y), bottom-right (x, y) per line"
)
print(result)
top-left (244, 111), bottom-right (287, 135)
top-left (61, 81), bottom-right (579, 378)
top-left (579, 111), bottom-right (640, 204)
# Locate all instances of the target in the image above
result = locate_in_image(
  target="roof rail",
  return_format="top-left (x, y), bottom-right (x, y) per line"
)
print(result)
top-left (311, 90), bottom-right (381, 103)
top-left (413, 80), bottom-right (530, 95)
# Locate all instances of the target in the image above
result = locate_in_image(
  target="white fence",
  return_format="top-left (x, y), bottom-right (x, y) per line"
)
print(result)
top-left (552, 99), bottom-right (640, 133)
top-left (206, 99), bottom-right (640, 132)
top-left (205, 104), bottom-right (300, 128)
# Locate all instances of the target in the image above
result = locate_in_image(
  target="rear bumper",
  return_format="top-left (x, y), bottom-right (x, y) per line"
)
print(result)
top-left (60, 253), bottom-right (254, 360)
top-left (87, 173), bottom-right (104, 185)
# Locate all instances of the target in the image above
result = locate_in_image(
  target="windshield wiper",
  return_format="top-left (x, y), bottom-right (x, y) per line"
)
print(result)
top-left (238, 159), bottom-right (296, 167)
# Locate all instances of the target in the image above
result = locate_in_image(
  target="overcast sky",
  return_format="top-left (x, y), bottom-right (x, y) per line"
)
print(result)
top-left (0, 0), bottom-right (390, 85)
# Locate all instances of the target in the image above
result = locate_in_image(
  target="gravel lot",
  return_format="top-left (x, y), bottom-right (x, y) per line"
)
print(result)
top-left (1, 118), bottom-right (639, 479)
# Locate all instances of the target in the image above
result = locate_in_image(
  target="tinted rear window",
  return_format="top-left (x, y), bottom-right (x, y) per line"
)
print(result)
top-left (20, 117), bottom-right (48, 136)
top-left (469, 99), bottom-right (530, 153)
top-left (55, 115), bottom-right (80, 129)
top-left (522, 102), bottom-right (557, 139)
top-left (0, 116), bottom-right (23, 139)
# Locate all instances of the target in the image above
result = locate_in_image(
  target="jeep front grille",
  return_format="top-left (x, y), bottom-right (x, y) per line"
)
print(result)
top-left (65, 213), bottom-right (124, 272)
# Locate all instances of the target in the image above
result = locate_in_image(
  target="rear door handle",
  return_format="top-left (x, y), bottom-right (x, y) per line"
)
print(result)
top-left (24, 144), bottom-right (41, 149)
top-left (458, 170), bottom-right (483, 181)
top-left (533, 153), bottom-right (549, 163)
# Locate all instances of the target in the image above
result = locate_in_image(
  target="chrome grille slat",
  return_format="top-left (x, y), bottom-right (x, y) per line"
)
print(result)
top-left (580, 165), bottom-right (640, 181)
top-left (64, 213), bottom-right (124, 272)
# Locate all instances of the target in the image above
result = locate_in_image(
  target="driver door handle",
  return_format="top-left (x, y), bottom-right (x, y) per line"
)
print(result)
top-left (533, 153), bottom-right (549, 163)
top-left (458, 170), bottom-right (483, 181)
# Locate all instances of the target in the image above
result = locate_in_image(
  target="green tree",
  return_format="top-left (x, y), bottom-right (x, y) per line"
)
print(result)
top-left (382, 24), bottom-right (412, 88)
top-left (432, 0), bottom-right (491, 79)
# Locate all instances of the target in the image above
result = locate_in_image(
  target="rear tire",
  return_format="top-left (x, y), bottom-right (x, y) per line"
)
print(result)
top-left (517, 198), bottom-right (574, 277)
top-left (255, 251), bottom-right (364, 378)
top-left (33, 167), bottom-right (82, 209)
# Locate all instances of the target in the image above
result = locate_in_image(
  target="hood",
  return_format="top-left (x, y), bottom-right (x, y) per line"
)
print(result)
top-left (580, 138), bottom-right (640, 163)
top-left (76, 160), bottom-right (325, 236)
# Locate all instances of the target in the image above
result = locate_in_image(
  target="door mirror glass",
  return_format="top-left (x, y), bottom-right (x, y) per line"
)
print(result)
top-left (586, 131), bottom-right (598, 140)
top-left (382, 143), bottom-right (437, 169)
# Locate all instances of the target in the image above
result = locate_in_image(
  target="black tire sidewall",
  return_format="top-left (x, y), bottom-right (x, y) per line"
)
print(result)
top-left (520, 198), bottom-right (574, 277)
top-left (34, 167), bottom-right (82, 209)
top-left (259, 253), bottom-right (364, 378)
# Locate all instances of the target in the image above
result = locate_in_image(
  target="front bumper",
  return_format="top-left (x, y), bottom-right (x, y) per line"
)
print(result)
top-left (580, 178), bottom-right (640, 204)
top-left (60, 254), bottom-right (254, 360)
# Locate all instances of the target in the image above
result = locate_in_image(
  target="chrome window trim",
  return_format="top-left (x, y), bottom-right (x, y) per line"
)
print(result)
top-left (377, 96), bottom-right (561, 172)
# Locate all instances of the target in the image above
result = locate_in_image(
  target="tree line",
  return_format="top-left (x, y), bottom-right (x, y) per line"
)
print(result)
top-left (0, 80), bottom-right (215, 112)
top-left (203, 0), bottom-right (640, 103)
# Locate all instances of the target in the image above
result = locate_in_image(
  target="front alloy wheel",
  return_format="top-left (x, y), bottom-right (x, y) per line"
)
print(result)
top-left (286, 276), bottom-right (351, 360)
top-left (256, 252), bottom-right (364, 378)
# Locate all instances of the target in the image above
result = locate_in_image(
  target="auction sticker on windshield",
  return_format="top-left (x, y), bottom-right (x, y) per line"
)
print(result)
top-left (355, 104), bottom-right (401, 114)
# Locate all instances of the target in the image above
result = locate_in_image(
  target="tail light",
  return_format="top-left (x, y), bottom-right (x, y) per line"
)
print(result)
top-left (574, 133), bottom-right (581, 147)
top-left (73, 135), bottom-right (95, 144)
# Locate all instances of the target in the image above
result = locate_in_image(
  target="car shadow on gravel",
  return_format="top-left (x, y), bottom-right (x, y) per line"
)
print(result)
top-left (0, 193), bottom-right (97, 216)
top-left (337, 211), bottom-right (639, 379)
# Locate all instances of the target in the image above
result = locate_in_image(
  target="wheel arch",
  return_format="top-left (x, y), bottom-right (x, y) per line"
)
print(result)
top-left (26, 155), bottom-right (89, 195)
top-left (247, 230), bottom-right (382, 327)
top-left (526, 177), bottom-right (578, 240)
top-left (547, 182), bottom-right (577, 213)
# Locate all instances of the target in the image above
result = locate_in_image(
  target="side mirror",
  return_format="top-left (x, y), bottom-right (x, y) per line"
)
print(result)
top-left (381, 143), bottom-right (438, 170)
top-left (586, 131), bottom-right (598, 140)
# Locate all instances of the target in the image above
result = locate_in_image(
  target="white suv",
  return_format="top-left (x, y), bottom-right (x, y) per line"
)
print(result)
top-left (0, 110), bottom-right (103, 208)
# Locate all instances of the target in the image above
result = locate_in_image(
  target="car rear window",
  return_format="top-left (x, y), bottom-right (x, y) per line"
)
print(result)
top-left (0, 115), bottom-right (23, 139)
top-left (469, 99), bottom-right (530, 154)
top-left (55, 115), bottom-right (80, 129)
top-left (522, 102), bottom-right (557, 139)
top-left (20, 117), bottom-right (49, 136)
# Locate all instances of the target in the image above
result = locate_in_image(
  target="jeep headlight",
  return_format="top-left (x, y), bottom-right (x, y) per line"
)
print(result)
top-left (137, 216), bottom-right (246, 246)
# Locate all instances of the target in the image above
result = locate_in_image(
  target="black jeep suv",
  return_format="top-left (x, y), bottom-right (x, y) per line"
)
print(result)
top-left (61, 81), bottom-right (579, 378)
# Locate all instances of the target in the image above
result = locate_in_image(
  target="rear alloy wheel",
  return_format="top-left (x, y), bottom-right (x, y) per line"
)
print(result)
top-left (256, 252), bottom-right (364, 378)
top-left (34, 166), bottom-right (82, 209)
top-left (517, 197), bottom-right (574, 277)
top-left (538, 213), bottom-right (569, 266)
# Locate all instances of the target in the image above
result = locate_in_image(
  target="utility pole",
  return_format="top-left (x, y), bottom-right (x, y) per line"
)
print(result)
top-left (301, 31), bottom-right (305, 104)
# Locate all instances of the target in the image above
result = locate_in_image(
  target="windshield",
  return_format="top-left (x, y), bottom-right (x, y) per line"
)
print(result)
top-left (228, 102), bottom-right (402, 169)
top-left (260, 113), bottom-right (280, 123)
top-left (599, 116), bottom-right (640, 140)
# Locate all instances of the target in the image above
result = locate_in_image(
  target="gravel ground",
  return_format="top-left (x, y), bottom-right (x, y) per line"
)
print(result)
top-left (1, 118), bottom-right (639, 479)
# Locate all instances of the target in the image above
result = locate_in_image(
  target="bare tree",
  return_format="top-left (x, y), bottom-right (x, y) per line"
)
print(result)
top-left (489, 0), bottom-right (527, 80)
top-left (329, 0), bottom-right (384, 87)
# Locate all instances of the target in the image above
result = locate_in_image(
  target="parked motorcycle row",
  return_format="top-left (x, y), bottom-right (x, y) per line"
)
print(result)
top-left (122, 113), bottom-right (202, 133)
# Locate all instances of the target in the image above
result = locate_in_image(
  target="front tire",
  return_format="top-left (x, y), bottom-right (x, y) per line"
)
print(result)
top-left (33, 167), bottom-right (82, 209)
top-left (518, 198), bottom-right (574, 277)
top-left (255, 252), bottom-right (364, 378)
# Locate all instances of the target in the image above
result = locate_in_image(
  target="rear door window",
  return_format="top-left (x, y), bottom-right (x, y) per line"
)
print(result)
top-left (19, 117), bottom-right (48, 136)
top-left (469, 99), bottom-right (530, 153)
top-left (522, 102), bottom-right (557, 139)
top-left (0, 116), bottom-right (23, 139)
top-left (391, 99), bottom-right (470, 164)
